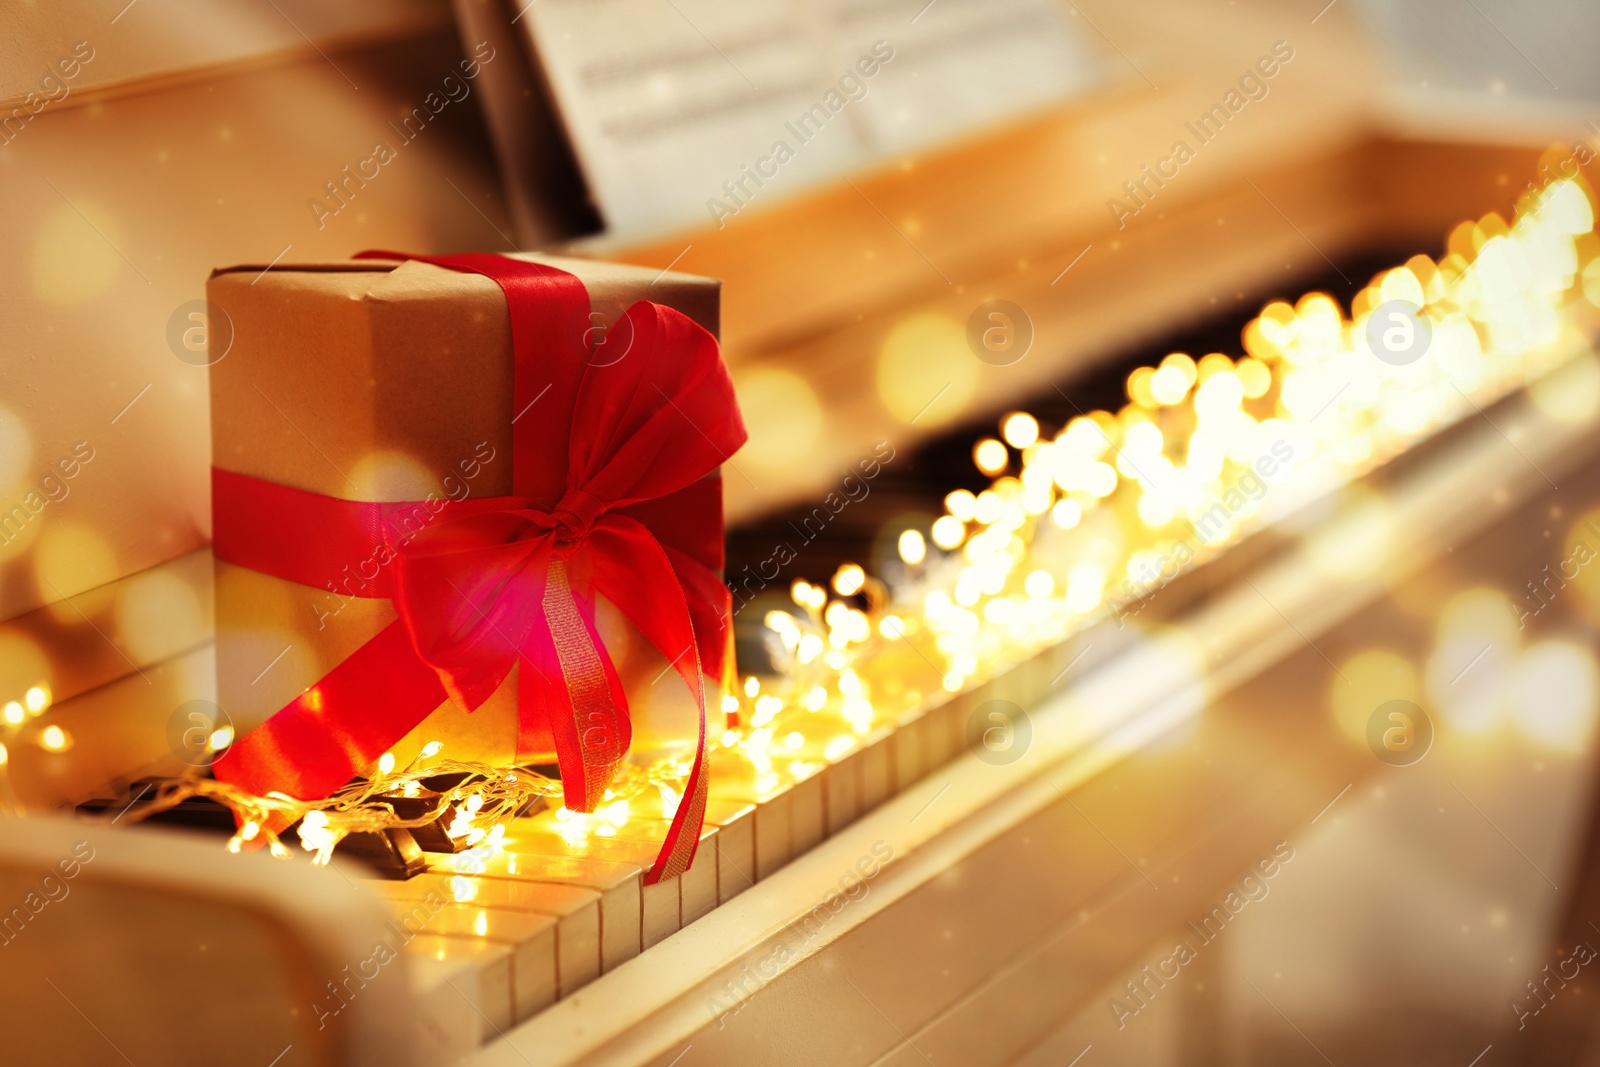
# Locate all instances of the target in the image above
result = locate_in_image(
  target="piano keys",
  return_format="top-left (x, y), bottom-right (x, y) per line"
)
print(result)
top-left (372, 873), bottom-right (603, 998)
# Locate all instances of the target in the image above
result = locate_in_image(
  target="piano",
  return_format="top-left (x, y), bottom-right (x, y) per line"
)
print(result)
top-left (4, 1), bottom-right (1600, 1065)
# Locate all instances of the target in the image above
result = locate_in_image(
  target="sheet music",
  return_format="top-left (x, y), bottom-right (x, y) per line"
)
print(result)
top-left (520, 0), bottom-right (1100, 234)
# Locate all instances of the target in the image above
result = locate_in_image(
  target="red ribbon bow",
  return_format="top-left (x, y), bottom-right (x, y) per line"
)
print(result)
top-left (211, 252), bottom-right (747, 883)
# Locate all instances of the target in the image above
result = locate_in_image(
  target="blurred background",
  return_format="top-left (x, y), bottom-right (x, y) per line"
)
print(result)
top-left (5, 0), bottom-right (1600, 1063)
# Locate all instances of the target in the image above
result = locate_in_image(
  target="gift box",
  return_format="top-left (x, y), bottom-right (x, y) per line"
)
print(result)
top-left (206, 252), bottom-right (745, 881)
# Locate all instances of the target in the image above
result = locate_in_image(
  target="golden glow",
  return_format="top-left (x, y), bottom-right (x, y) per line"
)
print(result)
top-left (736, 366), bottom-right (825, 469)
top-left (3, 702), bottom-right (24, 726)
top-left (1127, 366), bottom-right (1157, 408)
top-left (931, 515), bottom-right (965, 549)
top-left (349, 451), bottom-right (438, 502)
top-left (878, 313), bottom-right (977, 427)
top-left (1024, 571), bottom-right (1054, 599)
top-left (38, 725), bottom-right (71, 752)
top-left (33, 199), bottom-right (123, 305)
top-left (23, 686), bottom-right (48, 716)
top-left (1511, 641), bottom-right (1598, 750)
top-left (945, 489), bottom-right (977, 521)
top-left (36, 523), bottom-right (118, 614)
top-left (832, 563), bottom-right (866, 597)
top-left (1149, 363), bottom-right (1190, 406)
top-left (1331, 650), bottom-right (1420, 745)
top-left (898, 528), bottom-right (927, 565)
top-left (1236, 357), bottom-right (1271, 398)
top-left (1529, 349), bottom-right (1600, 424)
top-left (1001, 412), bottom-right (1039, 449)
top-left (1051, 498), bottom-right (1082, 529)
top-left (974, 438), bottom-right (1009, 475)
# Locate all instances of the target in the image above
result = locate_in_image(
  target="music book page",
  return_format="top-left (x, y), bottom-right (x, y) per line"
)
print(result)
top-left (519, 0), bottom-right (1100, 234)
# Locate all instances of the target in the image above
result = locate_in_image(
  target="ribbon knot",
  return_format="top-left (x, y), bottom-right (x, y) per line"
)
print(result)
top-left (550, 487), bottom-right (605, 546)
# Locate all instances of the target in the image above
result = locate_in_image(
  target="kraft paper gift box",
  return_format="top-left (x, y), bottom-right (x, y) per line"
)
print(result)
top-left (206, 253), bottom-right (724, 774)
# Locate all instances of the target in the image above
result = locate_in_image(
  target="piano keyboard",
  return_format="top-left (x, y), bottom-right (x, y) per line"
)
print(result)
top-left (368, 692), bottom-right (966, 1039)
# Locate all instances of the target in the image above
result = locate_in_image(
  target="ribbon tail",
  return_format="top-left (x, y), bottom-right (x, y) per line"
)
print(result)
top-left (213, 620), bottom-right (448, 821)
top-left (530, 556), bottom-right (630, 813)
top-left (587, 521), bottom-right (712, 884)
top-left (648, 674), bottom-right (707, 885)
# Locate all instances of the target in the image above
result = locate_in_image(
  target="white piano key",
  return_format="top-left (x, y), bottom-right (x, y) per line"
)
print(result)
top-left (368, 873), bottom-right (603, 999)
top-left (388, 901), bottom-right (558, 1021)
top-left (404, 933), bottom-right (514, 1042)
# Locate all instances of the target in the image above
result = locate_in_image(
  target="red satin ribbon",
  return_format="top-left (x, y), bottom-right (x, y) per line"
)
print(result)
top-left (211, 252), bottom-right (746, 884)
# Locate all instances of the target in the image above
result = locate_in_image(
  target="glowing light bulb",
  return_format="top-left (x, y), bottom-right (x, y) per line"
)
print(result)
top-left (1001, 412), bottom-right (1039, 449)
top-left (931, 515), bottom-right (965, 549)
top-left (208, 726), bottom-right (234, 751)
top-left (832, 563), bottom-right (866, 597)
top-left (377, 752), bottom-right (395, 776)
top-left (1051, 498), bottom-right (1082, 529)
top-left (3, 702), bottom-right (23, 726)
top-left (974, 438), bottom-right (1009, 475)
top-left (945, 489), bottom-right (977, 521)
top-left (1024, 571), bottom-right (1054, 599)
top-left (1236, 357), bottom-right (1272, 398)
top-left (38, 725), bottom-right (71, 752)
top-left (898, 528), bottom-right (927, 565)
top-left (24, 685), bottom-right (50, 715)
top-left (1149, 365), bottom-right (1190, 405)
